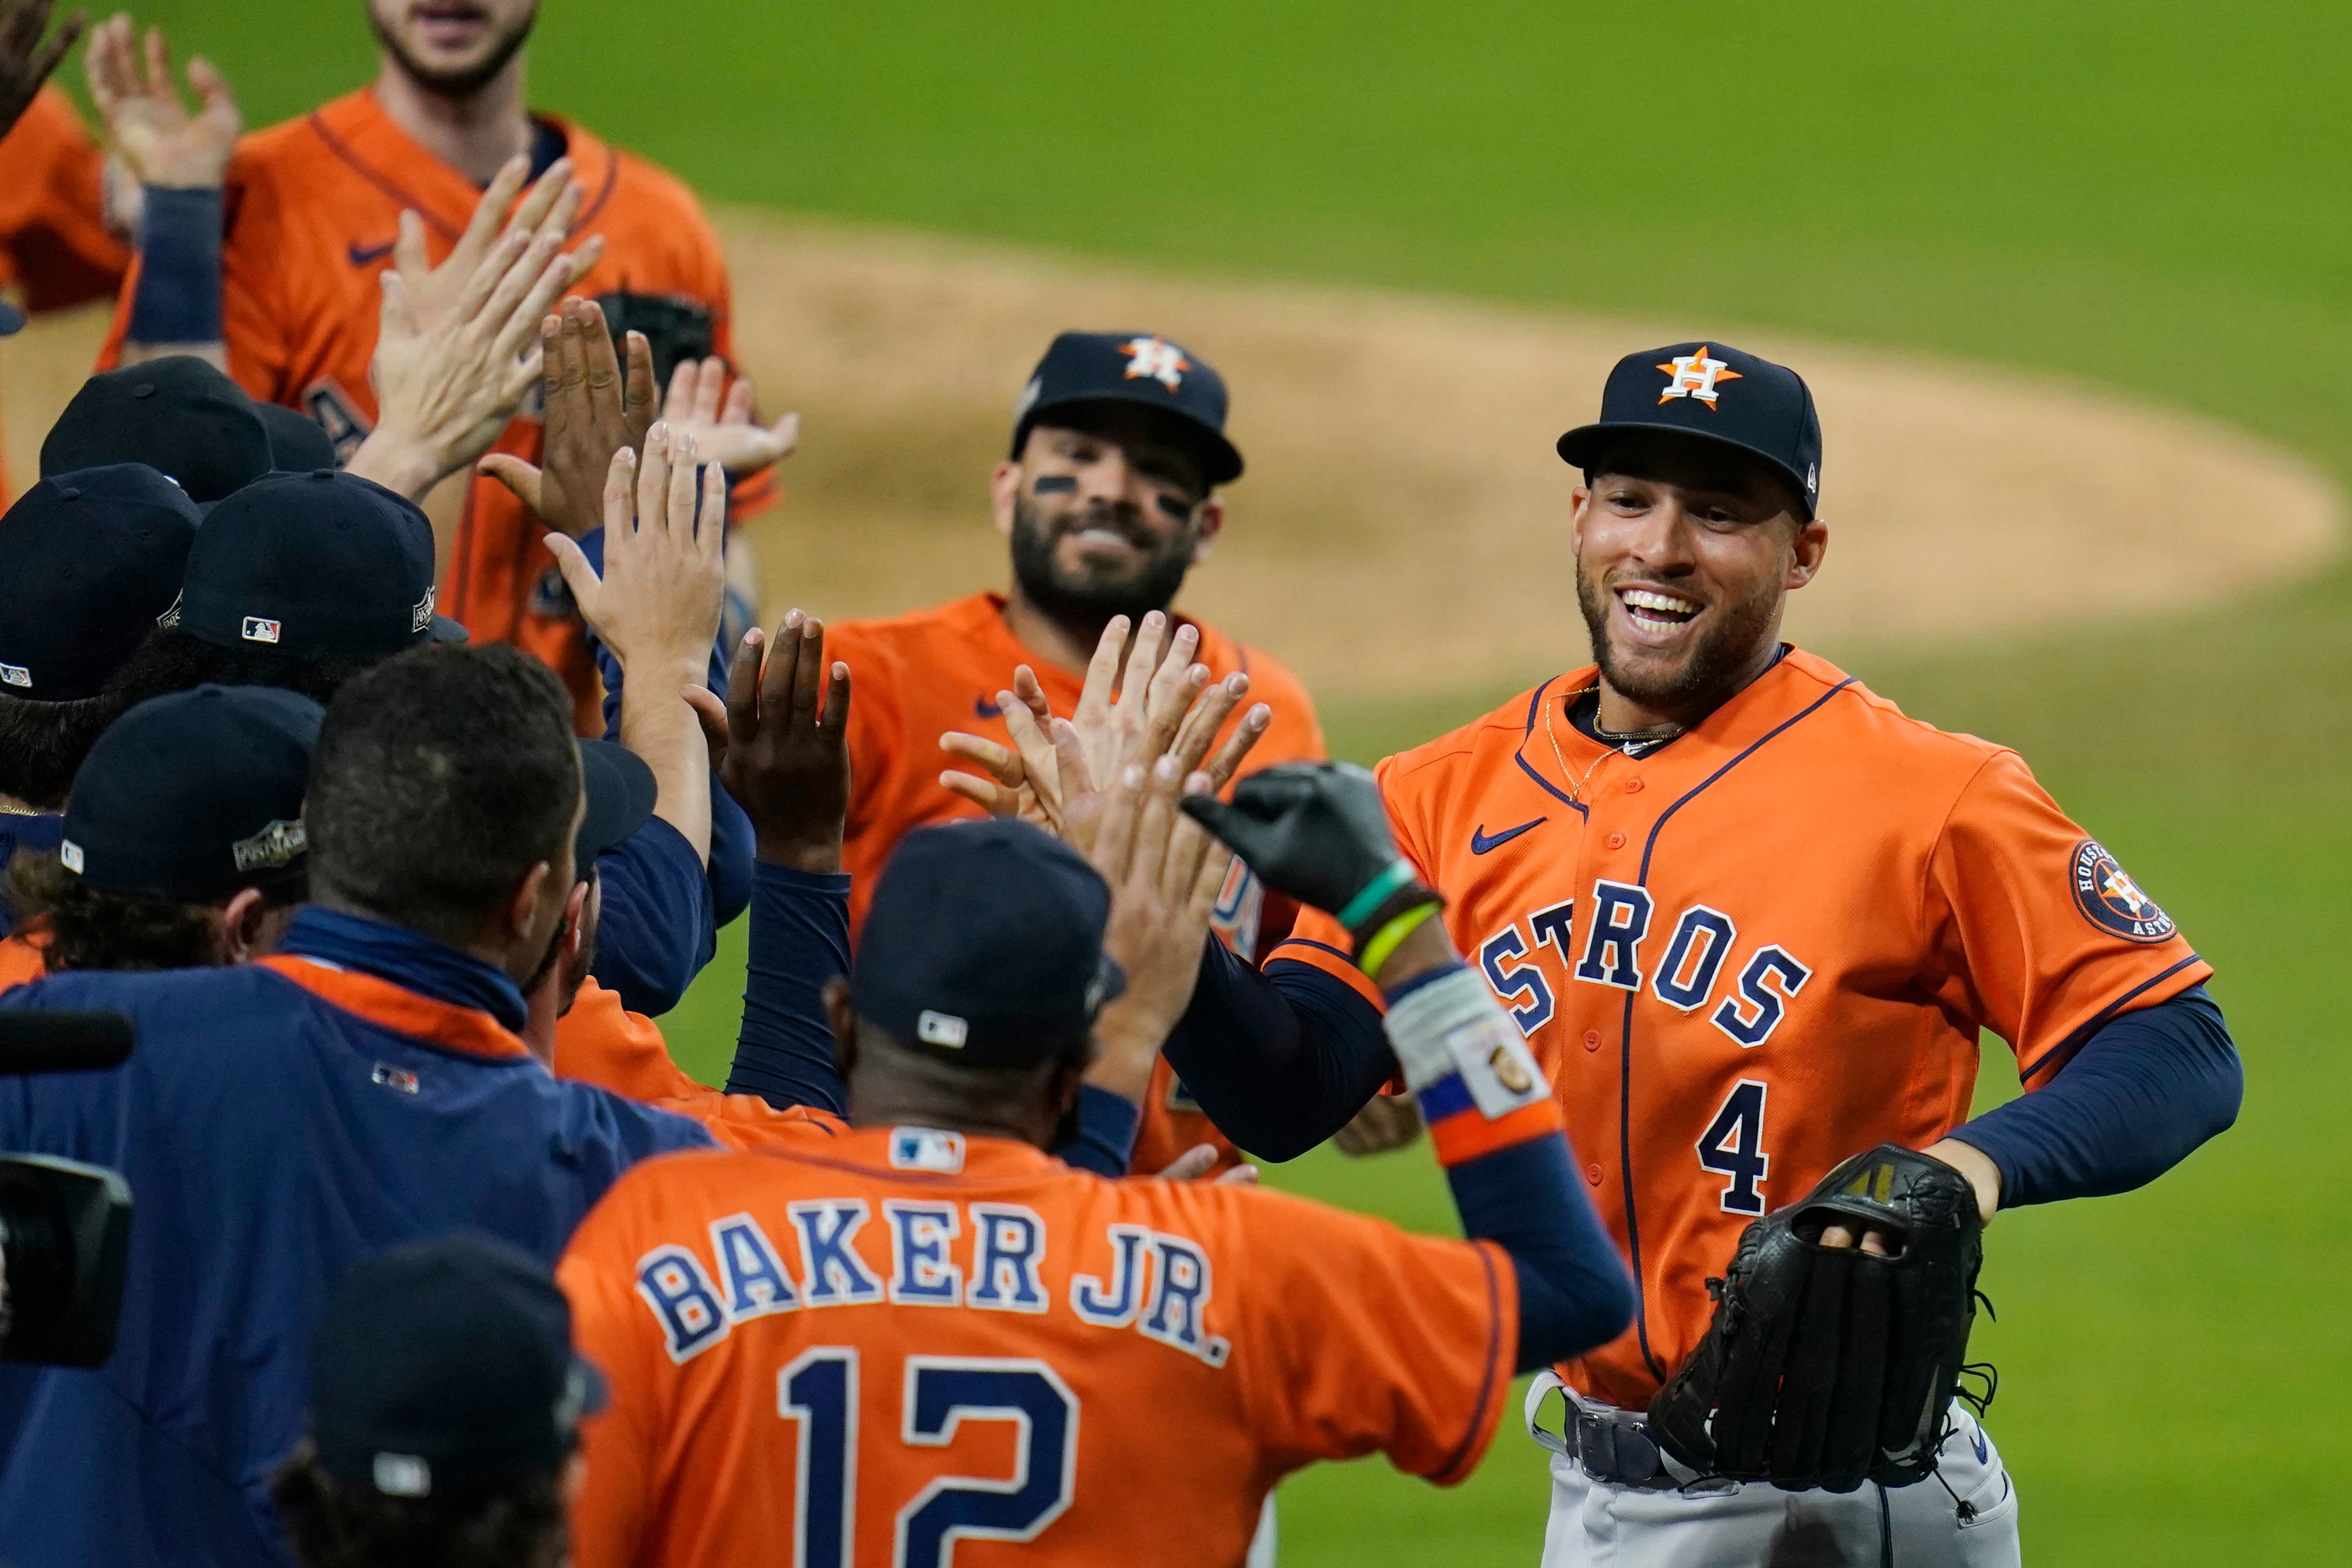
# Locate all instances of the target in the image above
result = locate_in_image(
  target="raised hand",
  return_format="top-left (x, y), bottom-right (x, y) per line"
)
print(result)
top-left (82, 13), bottom-right (236, 188)
top-left (660, 355), bottom-right (800, 478)
top-left (392, 154), bottom-right (592, 337)
top-left (479, 298), bottom-right (659, 537)
top-left (343, 220), bottom-right (593, 501)
top-left (1085, 755), bottom-right (1236, 1104)
top-left (545, 425), bottom-right (726, 676)
top-left (1, 0), bottom-right (84, 142)
top-left (1179, 762), bottom-right (1404, 918)
top-left (684, 609), bottom-right (851, 871)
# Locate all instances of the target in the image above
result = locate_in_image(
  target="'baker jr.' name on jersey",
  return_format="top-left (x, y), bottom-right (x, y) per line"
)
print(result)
top-left (1477, 877), bottom-right (1812, 1047)
top-left (633, 1132), bottom-right (1227, 1368)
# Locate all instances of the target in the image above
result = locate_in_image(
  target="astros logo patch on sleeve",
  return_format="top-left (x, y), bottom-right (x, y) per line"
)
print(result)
top-left (2070, 838), bottom-right (2175, 942)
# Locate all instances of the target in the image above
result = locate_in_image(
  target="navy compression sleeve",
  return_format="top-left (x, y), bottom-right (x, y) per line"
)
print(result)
top-left (1057, 1086), bottom-right (1142, 1178)
top-left (728, 861), bottom-right (852, 1115)
top-left (1449, 1136), bottom-right (1636, 1370)
top-left (128, 186), bottom-right (223, 344)
top-left (1160, 938), bottom-right (1395, 1161)
top-left (590, 817), bottom-right (712, 1016)
top-left (1952, 985), bottom-right (2241, 1208)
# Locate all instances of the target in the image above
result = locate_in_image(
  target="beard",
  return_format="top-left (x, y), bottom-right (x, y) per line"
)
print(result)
top-left (372, 3), bottom-right (538, 98)
top-left (1575, 559), bottom-right (1783, 721)
top-left (1009, 492), bottom-right (1199, 633)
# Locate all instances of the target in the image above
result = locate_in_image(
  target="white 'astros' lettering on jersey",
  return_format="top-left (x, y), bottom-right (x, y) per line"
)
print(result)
top-left (1475, 878), bottom-right (1813, 1051)
top-left (630, 1202), bottom-right (1230, 1369)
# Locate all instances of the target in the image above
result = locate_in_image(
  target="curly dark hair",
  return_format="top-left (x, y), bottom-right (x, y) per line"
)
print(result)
top-left (101, 625), bottom-right (379, 716)
top-left (269, 1446), bottom-right (569, 1568)
top-left (0, 689), bottom-right (125, 811)
top-left (2, 847), bottom-right (305, 974)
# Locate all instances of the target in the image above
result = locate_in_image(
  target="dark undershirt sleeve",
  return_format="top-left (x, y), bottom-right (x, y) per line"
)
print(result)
top-left (1446, 1136), bottom-right (1636, 1371)
top-left (589, 816), bottom-right (711, 1017)
top-left (727, 862), bottom-right (853, 1115)
top-left (1159, 939), bottom-right (1397, 1161)
top-left (1953, 984), bottom-right (2241, 1208)
top-left (1054, 1086), bottom-right (1142, 1178)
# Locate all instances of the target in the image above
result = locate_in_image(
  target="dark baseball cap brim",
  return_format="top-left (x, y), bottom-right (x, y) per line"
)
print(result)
top-left (576, 739), bottom-right (657, 869)
top-left (1020, 390), bottom-right (1245, 488)
top-left (1556, 422), bottom-right (1815, 517)
top-left (428, 614), bottom-right (469, 644)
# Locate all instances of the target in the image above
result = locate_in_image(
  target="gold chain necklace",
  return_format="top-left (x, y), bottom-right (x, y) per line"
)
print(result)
top-left (1543, 685), bottom-right (1610, 805)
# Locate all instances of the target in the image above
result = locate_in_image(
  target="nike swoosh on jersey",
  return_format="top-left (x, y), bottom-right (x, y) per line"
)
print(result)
top-left (1470, 818), bottom-right (1545, 854)
top-left (346, 238), bottom-right (397, 266)
top-left (974, 695), bottom-right (1004, 719)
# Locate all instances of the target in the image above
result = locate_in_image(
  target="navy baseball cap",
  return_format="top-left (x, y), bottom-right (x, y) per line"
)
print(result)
top-left (1556, 342), bottom-right (1823, 519)
top-left (180, 470), bottom-right (467, 658)
top-left (855, 818), bottom-right (1126, 1067)
top-left (575, 738), bottom-right (657, 870)
top-left (311, 1232), bottom-right (605, 1501)
top-left (0, 464), bottom-right (201, 700)
top-left (254, 400), bottom-right (340, 472)
top-left (61, 684), bottom-right (322, 901)
top-left (41, 357), bottom-right (276, 504)
top-left (1011, 330), bottom-right (1244, 487)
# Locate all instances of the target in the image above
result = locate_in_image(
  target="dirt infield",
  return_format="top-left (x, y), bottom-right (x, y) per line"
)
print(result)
top-left (7, 214), bottom-right (2335, 699)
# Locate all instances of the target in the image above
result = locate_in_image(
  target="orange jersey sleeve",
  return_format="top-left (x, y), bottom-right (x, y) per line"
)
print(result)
top-left (552, 976), bottom-right (846, 1152)
top-left (1921, 748), bottom-right (2209, 1080)
top-left (0, 87), bottom-right (129, 313)
top-left (559, 1127), bottom-right (1512, 1568)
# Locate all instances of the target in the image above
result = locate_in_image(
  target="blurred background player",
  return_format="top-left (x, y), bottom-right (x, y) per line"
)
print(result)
top-left (555, 803), bottom-right (1634, 1568)
top-left (80, 2), bottom-right (794, 727)
top-left (834, 329), bottom-right (1420, 1171)
top-left (0, 0), bottom-right (128, 502)
top-left (272, 1232), bottom-right (600, 1568)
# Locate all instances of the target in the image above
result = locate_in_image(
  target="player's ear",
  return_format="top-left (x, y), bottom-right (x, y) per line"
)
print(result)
top-left (1786, 516), bottom-right (1829, 590)
top-left (823, 977), bottom-right (858, 1076)
top-left (506, 860), bottom-right (555, 945)
top-left (216, 886), bottom-right (267, 964)
top-left (1568, 484), bottom-right (1592, 554)
top-left (1191, 496), bottom-right (1224, 562)
top-left (990, 460), bottom-right (1024, 538)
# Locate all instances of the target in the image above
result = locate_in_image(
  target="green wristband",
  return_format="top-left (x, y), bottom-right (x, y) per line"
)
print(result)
top-left (1337, 858), bottom-right (1417, 932)
top-left (1357, 900), bottom-right (1442, 978)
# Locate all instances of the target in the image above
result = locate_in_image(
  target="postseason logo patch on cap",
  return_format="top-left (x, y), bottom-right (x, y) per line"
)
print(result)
top-left (231, 818), bottom-right (307, 872)
top-left (410, 587), bottom-right (435, 636)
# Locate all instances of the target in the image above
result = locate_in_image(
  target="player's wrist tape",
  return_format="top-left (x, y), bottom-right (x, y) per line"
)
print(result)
top-left (129, 185), bottom-right (225, 345)
top-left (1383, 965), bottom-right (1557, 1165)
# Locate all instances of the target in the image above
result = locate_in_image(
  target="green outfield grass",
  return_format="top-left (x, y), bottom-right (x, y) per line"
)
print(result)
top-left (110, 3), bottom-right (2350, 1560)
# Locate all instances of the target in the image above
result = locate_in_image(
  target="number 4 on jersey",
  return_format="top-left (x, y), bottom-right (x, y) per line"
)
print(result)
top-left (1696, 1080), bottom-right (1771, 1215)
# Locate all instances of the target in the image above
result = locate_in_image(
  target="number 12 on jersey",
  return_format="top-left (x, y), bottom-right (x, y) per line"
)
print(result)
top-left (1696, 1079), bottom-right (1771, 1215)
top-left (781, 1349), bottom-right (1079, 1567)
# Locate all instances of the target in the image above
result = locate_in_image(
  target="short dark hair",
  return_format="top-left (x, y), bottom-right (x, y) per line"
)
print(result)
top-left (0, 691), bottom-right (119, 809)
top-left (270, 1445), bottom-right (568, 1568)
top-left (101, 625), bottom-right (379, 715)
top-left (3, 846), bottom-right (305, 973)
top-left (308, 645), bottom-right (579, 950)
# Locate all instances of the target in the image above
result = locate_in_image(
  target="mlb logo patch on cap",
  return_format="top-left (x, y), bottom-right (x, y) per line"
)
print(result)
top-left (917, 1010), bottom-right (969, 1049)
top-left (0, 662), bottom-right (29, 688)
top-left (241, 616), bottom-right (281, 644)
top-left (889, 1127), bottom-right (967, 1174)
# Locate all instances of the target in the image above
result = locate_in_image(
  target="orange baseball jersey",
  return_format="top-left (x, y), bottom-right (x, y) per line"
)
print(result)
top-left (558, 1123), bottom-right (1515, 1568)
top-left (0, 86), bottom-right (131, 501)
top-left (827, 590), bottom-right (1328, 1174)
top-left (1275, 648), bottom-right (2209, 1410)
top-left (554, 973), bottom-right (847, 1153)
top-left (97, 89), bottom-right (771, 728)
top-left (0, 926), bottom-right (47, 991)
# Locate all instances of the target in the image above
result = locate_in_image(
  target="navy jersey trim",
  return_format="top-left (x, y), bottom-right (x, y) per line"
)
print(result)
top-left (306, 111), bottom-right (464, 241)
top-left (1436, 1241), bottom-right (1508, 1482)
top-left (2018, 953), bottom-right (2206, 1084)
top-left (1272, 937), bottom-right (1356, 968)
top-left (1512, 676), bottom-right (1592, 819)
top-left (1616, 675), bottom-right (1860, 1383)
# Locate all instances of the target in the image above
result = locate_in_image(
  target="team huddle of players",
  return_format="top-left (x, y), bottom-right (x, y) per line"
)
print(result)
top-left (0, 5), bottom-right (2245, 1568)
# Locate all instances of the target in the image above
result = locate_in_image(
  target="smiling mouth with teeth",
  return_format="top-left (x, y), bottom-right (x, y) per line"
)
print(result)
top-left (1619, 587), bottom-right (1703, 629)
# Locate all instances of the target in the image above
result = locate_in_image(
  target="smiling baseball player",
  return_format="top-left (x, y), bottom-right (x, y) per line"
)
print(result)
top-left (1166, 341), bottom-right (2244, 1565)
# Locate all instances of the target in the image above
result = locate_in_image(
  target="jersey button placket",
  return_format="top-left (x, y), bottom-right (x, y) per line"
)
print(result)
top-left (1604, 830), bottom-right (1626, 850)
top-left (1582, 1029), bottom-right (1603, 1052)
top-left (1585, 1163), bottom-right (1604, 1186)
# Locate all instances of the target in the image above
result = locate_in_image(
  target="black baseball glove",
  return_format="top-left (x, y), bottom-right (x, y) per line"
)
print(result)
top-left (1178, 762), bottom-right (1401, 918)
top-left (1647, 1143), bottom-right (1987, 1493)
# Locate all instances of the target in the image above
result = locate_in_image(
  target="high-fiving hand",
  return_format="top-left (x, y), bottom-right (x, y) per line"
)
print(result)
top-left (685, 610), bottom-right (853, 872)
top-left (82, 13), bottom-right (236, 189)
top-left (479, 298), bottom-right (658, 537)
top-left (1, 0), bottom-right (84, 143)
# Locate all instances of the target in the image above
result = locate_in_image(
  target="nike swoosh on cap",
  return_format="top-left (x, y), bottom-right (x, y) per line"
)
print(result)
top-left (346, 238), bottom-right (397, 267)
top-left (1470, 818), bottom-right (1545, 854)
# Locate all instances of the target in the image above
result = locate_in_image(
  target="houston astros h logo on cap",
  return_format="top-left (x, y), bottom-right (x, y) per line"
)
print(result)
top-left (1657, 346), bottom-right (1742, 409)
top-left (1120, 336), bottom-right (1190, 391)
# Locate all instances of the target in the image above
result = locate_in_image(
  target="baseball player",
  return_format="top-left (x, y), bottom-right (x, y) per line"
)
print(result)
top-left (826, 329), bottom-right (1342, 1175)
top-left (82, 5), bottom-right (790, 727)
top-left (0, 643), bottom-right (716, 1567)
top-left (555, 808), bottom-right (1635, 1568)
top-left (1156, 343), bottom-right (2244, 1565)
top-left (0, 1), bottom-right (131, 501)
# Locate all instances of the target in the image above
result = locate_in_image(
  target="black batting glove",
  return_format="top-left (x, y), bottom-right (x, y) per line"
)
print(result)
top-left (1180, 762), bottom-right (1411, 925)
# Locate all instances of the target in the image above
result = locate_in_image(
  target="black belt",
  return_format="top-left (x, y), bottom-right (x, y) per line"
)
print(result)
top-left (1571, 1405), bottom-right (1677, 1491)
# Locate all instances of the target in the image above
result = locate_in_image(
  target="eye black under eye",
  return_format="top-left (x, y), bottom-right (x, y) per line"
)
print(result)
top-left (1154, 493), bottom-right (1193, 521)
top-left (1031, 475), bottom-right (1078, 494)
